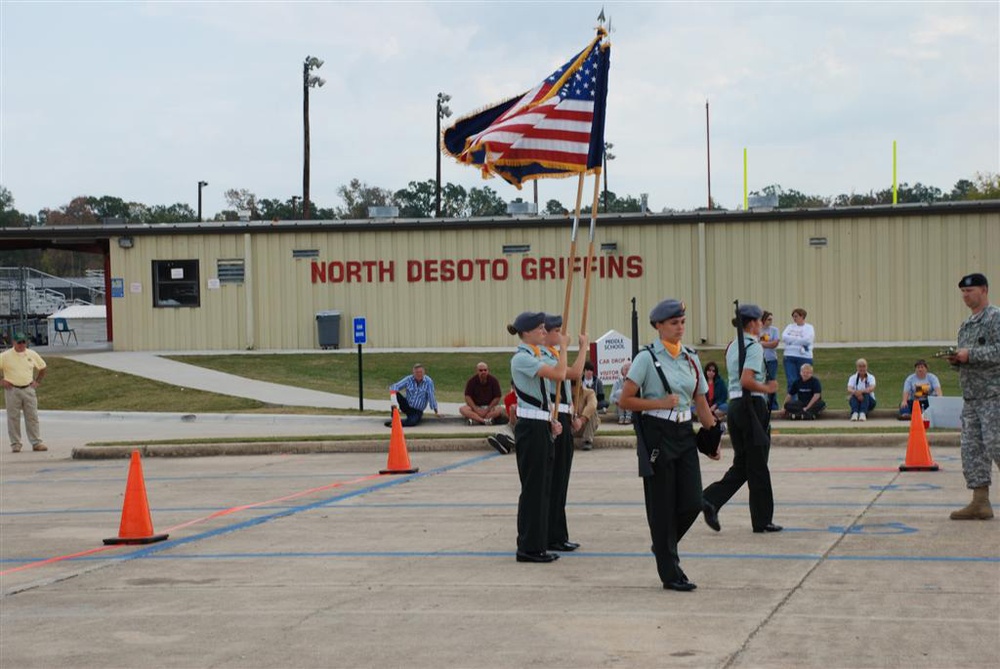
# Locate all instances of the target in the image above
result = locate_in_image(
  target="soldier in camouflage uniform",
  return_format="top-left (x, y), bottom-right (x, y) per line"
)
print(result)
top-left (947, 273), bottom-right (1000, 520)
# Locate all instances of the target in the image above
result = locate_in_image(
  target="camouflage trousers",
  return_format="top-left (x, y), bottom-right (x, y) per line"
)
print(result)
top-left (960, 396), bottom-right (1000, 489)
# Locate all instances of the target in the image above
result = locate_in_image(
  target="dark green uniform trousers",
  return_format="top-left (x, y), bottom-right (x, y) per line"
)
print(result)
top-left (703, 396), bottom-right (775, 530)
top-left (515, 418), bottom-right (555, 553)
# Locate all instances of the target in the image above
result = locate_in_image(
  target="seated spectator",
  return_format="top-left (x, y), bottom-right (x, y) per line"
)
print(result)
top-left (899, 359), bottom-right (942, 420)
top-left (783, 363), bottom-right (826, 419)
top-left (582, 361), bottom-right (608, 413)
top-left (609, 361), bottom-right (632, 424)
top-left (459, 361), bottom-right (507, 426)
top-left (703, 361), bottom-right (729, 421)
top-left (847, 358), bottom-right (877, 422)
top-left (386, 363), bottom-right (440, 427)
top-left (571, 380), bottom-right (600, 451)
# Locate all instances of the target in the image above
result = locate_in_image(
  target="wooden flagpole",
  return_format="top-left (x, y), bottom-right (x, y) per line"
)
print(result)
top-left (551, 172), bottom-right (587, 421)
top-left (574, 170), bottom-right (602, 408)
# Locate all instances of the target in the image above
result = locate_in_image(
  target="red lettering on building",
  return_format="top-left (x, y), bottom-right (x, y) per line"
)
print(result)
top-left (314, 256), bottom-right (640, 283)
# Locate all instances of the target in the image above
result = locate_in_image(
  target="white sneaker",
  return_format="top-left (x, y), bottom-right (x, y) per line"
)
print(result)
top-left (467, 419), bottom-right (475, 426)
top-left (859, 413), bottom-right (867, 422)
top-left (850, 412), bottom-right (859, 421)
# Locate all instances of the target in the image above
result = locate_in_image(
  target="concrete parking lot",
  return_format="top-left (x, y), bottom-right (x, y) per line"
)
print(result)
top-left (2, 444), bottom-right (997, 668)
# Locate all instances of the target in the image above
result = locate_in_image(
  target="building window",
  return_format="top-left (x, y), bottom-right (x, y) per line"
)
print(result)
top-left (152, 260), bottom-right (200, 308)
top-left (217, 259), bottom-right (245, 284)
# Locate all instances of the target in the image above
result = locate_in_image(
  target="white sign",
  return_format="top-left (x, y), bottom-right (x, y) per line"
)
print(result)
top-left (594, 329), bottom-right (632, 385)
top-left (207, 278), bottom-right (221, 289)
top-left (171, 268), bottom-right (184, 279)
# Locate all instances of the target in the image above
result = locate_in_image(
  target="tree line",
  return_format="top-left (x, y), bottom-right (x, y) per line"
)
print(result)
top-left (1, 172), bottom-right (998, 275)
top-left (2, 172), bottom-right (998, 230)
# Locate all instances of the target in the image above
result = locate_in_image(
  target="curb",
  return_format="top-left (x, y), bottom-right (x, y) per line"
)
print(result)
top-left (71, 432), bottom-right (960, 459)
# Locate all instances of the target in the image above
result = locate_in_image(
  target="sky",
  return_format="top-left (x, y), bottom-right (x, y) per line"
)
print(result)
top-left (1, 1), bottom-right (998, 219)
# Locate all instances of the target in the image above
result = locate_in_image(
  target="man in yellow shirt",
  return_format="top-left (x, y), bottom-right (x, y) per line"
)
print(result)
top-left (1, 333), bottom-right (48, 452)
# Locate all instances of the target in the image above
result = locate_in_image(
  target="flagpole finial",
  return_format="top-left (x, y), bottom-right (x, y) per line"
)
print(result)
top-left (597, 7), bottom-right (606, 25)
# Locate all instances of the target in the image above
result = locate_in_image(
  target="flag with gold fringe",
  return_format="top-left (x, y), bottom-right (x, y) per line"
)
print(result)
top-left (443, 28), bottom-right (610, 189)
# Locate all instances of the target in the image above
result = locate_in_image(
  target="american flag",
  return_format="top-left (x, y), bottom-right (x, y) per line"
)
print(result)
top-left (443, 30), bottom-right (610, 188)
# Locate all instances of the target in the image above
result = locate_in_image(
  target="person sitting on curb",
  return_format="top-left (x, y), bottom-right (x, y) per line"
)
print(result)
top-left (847, 358), bottom-right (877, 421)
top-left (899, 359), bottom-right (942, 420)
top-left (783, 363), bottom-right (826, 420)
top-left (385, 363), bottom-right (440, 427)
top-left (582, 361), bottom-right (608, 413)
top-left (459, 362), bottom-right (507, 426)
top-left (571, 380), bottom-right (600, 451)
top-left (703, 361), bottom-right (729, 422)
top-left (610, 361), bottom-right (633, 424)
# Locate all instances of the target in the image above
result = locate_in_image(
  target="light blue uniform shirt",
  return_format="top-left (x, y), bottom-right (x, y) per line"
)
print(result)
top-left (726, 334), bottom-right (766, 398)
top-left (511, 343), bottom-right (548, 411)
top-left (626, 340), bottom-right (708, 412)
top-left (540, 346), bottom-right (571, 407)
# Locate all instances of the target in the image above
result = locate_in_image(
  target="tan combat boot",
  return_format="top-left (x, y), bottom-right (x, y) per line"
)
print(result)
top-left (950, 486), bottom-right (994, 520)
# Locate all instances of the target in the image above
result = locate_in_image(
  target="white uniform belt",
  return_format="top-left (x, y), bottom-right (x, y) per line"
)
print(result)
top-left (518, 407), bottom-right (553, 421)
top-left (646, 408), bottom-right (692, 423)
top-left (555, 403), bottom-right (572, 414)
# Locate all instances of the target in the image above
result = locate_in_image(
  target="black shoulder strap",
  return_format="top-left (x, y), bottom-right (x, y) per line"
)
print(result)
top-left (646, 345), bottom-right (673, 395)
top-left (513, 348), bottom-right (549, 410)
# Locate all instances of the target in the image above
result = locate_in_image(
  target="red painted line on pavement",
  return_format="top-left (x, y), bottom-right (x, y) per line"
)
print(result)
top-left (0, 546), bottom-right (117, 576)
top-left (1, 473), bottom-right (384, 577)
top-left (776, 467), bottom-right (900, 473)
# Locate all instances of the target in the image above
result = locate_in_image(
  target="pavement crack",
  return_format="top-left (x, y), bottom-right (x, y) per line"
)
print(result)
top-left (719, 470), bottom-right (903, 668)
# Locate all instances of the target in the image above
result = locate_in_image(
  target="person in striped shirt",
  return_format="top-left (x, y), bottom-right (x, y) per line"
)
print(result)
top-left (386, 364), bottom-right (440, 427)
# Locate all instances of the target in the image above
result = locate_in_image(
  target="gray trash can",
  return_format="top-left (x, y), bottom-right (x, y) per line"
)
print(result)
top-left (316, 310), bottom-right (341, 349)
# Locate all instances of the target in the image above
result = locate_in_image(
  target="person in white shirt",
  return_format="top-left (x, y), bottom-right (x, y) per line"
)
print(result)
top-left (847, 358), bottom-right (877, 421)
top-left (780, 308), bottom-right (815, 394)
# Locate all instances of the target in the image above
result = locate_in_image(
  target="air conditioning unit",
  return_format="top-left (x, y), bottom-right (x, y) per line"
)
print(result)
top-left (368, 206), bottom-right (399, 218)
top-left (506, 201), bottom-right (538, 216)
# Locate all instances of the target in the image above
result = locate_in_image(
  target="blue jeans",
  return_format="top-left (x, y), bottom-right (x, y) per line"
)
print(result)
top-left (765, 359), bottom-right (779, 410)
top-left (849, 395), bottom-right (877, 415)
top-left (783, 356), bottom-right (811, 394)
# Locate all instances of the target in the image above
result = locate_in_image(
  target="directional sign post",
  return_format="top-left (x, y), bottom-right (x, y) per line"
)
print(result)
top-left (353, 318), bottom-right (367, 411)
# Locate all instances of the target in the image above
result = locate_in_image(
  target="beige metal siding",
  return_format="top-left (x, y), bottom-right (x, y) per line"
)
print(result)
top-left (107, 208), bottom-right (999, 351)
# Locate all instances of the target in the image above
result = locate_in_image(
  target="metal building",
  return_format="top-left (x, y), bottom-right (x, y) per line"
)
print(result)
top-left (2, 201), bottom-right (997, 351)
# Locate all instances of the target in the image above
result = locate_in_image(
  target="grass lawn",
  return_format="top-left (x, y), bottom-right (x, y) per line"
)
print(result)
top-left (169, 345), bottom-right (961, 408)
top-left (5, 346), bottom-right (958, 414)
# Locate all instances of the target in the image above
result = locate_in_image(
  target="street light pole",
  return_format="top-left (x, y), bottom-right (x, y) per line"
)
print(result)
top-left (436, 92), bottom-right (452, 217)
top-left (303, 56), bottom-right (325, 220)
top-left (197, 180), bottom-right (208, 222)
top-left (602, 142), bottom-right (615, 213)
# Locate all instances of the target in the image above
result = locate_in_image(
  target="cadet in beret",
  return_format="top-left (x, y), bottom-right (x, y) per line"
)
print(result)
top-left (947, 273), bottom-right (1000, 520)
top-left (506, 311), bottom-right (568, 563)
top-left (617, 299), bottom-right (721, 591)
top-left (541, 314), bottom-right (589, 554)
top-left (703, 303), bottom-right (782, 533)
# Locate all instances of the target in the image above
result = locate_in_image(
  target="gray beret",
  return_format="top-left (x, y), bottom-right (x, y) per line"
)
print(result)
top-left (649, 299), bottom-right (685, 324)
top-left (737, 303), bottom-right (763, 320)
top-left (543, 313), bottom-right (563, 330)
top-left (959, 273), bottom-right (988, 288)
top-left (511, 311), bottom-right (545, 333)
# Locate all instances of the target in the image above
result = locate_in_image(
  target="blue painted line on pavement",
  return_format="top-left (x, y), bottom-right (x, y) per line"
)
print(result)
top-left (6, 550), bottom-right (995, 565)
top-left (0, 499), bottom-right (971, 517)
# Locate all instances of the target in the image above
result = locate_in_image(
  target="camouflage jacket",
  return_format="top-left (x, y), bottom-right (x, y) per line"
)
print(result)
top-left (956, 303), bottom-right (1000, 400)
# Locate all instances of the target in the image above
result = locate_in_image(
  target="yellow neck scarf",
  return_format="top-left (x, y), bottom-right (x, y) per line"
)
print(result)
top-left (661, 339), bottom-right (683, 358)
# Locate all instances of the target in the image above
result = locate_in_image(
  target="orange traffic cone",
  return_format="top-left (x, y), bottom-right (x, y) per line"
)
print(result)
top-left (899, 402), bottom-right (939, 471)
top-left (380, 405), bottom-right (419, 475)
top-left (104, 450), bottom-right (169, 545)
